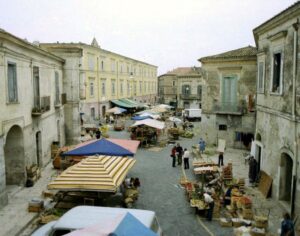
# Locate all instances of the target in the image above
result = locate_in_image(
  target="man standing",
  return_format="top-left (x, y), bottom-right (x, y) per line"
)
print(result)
top-left (171, 146), bottom-right (177, 167)
top-left (176, 143), bottom-right (183, 165)
top-left (204, 192), bottom-right (214, 221)
top-left (218, 152), bottom-right (224, 167)
top-left (199, 138), bottom-right (206, 154)
top-left (183, 148), bottom-right (190, 169)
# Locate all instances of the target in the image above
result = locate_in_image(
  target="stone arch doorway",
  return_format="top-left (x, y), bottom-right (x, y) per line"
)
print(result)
top-left (279, 153), bottom-right (293, 202)
top-left (102, 106), bottom-right (106, 118)
top-left (4, 125), bottom-right (25, 185)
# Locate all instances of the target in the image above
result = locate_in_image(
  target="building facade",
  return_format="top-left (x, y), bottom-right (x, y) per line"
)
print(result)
top-left (0, 30), bottom-right (66, 208)
top-left (158, 67), bottom-right (204, 109)
top-left (253, 2), bottom-right (300, 217)
top-left (41, 39), bottom-right (157, 144)
top-left (199, 46), bottom-right (257, 148)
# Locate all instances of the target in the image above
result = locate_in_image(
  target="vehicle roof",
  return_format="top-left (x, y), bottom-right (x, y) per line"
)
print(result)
top-left (53, 206), bottom-right (155, 230)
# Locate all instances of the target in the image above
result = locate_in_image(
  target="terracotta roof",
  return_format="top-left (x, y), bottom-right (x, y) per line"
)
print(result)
top-left (199, 46), bottom-right (257, 62)
top-left (161, 67), bottom-right (202, 76)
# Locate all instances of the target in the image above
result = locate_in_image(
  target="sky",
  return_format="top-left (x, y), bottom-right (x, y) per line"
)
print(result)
top-left (0, 0), bottom-right (297, 75)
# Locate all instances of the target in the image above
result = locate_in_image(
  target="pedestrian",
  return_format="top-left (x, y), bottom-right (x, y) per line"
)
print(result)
top-left (218, 152), bottom-right (224, 167)
top-left (176, 143), bottom-right (183, 165)
top-left (280, 212), bottom-right (295, 236)
top-left (204, 192), bottom-right (214, 221)
top-left (199, 138), bottom-right (206, 154)
top-left (183, 148), bottom-right (190, 169)
top-left (171, 145), bottom-right (176, 167)
top-left (95, 129), bottom-right (101, 139)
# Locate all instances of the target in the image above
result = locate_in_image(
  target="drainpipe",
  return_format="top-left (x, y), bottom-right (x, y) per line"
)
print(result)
top-left (291, 19), bottom-right (299, 219)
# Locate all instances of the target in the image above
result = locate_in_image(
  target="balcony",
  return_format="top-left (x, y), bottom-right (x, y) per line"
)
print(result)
top-left (213, 101), bottom-right (245, 115)
top-left (54, 93), bottom-right (67, 108)
top-left (180, 94), bottom-right (201, 100)
top-left (32, 96), bottom-right (50, 116)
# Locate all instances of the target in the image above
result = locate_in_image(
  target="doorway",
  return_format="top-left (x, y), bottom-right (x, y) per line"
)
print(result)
top-left (36, 131), bottom-right (42, 167)
top-left (279, 153), bottom-right (293, 202)
top-left (102, 106), bottom-right (106, 118)
top-left (4, 125), bottom-right (25, 185)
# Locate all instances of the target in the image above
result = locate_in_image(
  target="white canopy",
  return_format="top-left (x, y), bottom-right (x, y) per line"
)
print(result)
top-left (131, 119), bottom-right (165, 130)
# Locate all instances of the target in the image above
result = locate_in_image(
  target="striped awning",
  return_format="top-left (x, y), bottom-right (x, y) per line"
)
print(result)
top-left (48, 155), bottom-right (136, 192)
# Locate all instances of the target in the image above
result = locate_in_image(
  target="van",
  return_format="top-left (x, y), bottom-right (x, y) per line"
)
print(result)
top-left (32, 206), bottom-right (163, 236)
top-left (183, 108), bottom-right (202, 121)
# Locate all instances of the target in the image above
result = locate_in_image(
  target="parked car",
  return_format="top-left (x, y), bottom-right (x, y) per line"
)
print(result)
top-left (32, 206), bottom-right (163, 236)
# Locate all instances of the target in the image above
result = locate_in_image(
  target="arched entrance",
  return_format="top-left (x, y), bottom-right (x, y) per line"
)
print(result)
top-left (102, 106), bottom-right (106, 118)
top-left (4, 125), bottom-right (25, 185)
top-left (279, 153), bottom-right (293, 202)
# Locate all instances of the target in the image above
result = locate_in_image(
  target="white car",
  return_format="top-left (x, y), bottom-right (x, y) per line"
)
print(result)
top-left (32, 206), bottom-right (163, 236)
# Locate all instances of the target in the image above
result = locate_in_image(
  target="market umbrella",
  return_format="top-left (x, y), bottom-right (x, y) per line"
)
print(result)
top-left (65, 212), bottom-right (156, 236)
top-left (106, 107), bottom-right (127, 115)
top-left (61, 139), bottom-right (135, 157)
top-left (48, 155), bottom-right (136, 192)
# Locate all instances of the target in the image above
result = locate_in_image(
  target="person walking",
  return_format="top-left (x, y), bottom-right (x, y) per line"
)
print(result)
top-left (204, 192), bottom-right (214, 221)
top-left (171, 146), bottom-right (177, 167)
top-left (183, 148), bottom-right (190, 169)
top-left (176, 143), bottom-right (183, 165)
top-left (218, 152), bottom-right (224, 167)
top-left (280, 212), bottom-right (295, 236)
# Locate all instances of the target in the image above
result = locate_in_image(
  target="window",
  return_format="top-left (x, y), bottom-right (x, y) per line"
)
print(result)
top-left (101, 60), bottom-right (104, 71)
top-left (7, 62), bottom-right (18, 102)
top-left (197, 85), bottom-right (202, 98)
top-left (271, 52), bottom-right (282, 93)
top-left (90, 80), bottom-right (94, 96)
top-left (257, 61), bottom-right (265, 93)
top-left (91, 107), bottom-right (95, 119)
top-left (88, 55), bottom-right (95, 70)
top-left (219, 124), bottom-right (227, 131)
top-left (111, 80), bottom-right (115, 95)
top-left (120, 63), bottom-right (123, 73)
top-left (55, 72), bottom-right (60, 104)
top-left (127, 81), bottom-right (130, 95)
top-left (111, 60), bottom-right (115, 72)
top-left (182, 85), bottom-right (191, 95)
top-left (140, 81), bottom-right (142, 93)
top-left (101, 79), bottom-right (106, 96)
top-left (172, 81), bottom-right (176, 86)
top-left (120, 80), bottom-right (123, 95)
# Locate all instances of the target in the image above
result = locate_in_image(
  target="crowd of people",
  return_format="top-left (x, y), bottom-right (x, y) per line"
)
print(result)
top-left (170, 143), bottom-right (190, 169)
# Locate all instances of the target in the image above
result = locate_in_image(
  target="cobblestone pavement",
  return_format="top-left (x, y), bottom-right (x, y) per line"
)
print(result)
top-left (0, 120), bottom-right (289, 236)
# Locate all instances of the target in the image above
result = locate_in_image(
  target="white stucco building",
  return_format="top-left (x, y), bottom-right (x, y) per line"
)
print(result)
top-left (0, 29), bottom-right (66, 208)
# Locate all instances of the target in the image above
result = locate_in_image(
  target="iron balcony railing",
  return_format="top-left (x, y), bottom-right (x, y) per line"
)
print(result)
top-left (180, 94), bottom-right (201, 100)
top-left (213, 101), bottom-right (245, 115)
top-left (32, 96), bottom-right (50, 115)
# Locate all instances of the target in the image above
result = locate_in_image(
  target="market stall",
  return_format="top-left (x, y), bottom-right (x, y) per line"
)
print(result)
top-left (130, 119), bottom-right (165, 147)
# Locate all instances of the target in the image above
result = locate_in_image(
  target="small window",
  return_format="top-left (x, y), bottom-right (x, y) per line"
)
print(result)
top-left (120, 81), bottom-right (123, 95)
top-left (7, 62), bottom-right (18, 103)
top-left (112, 80), bottom-right (115, 95)
top-left (127, 81), bottom-right (130, 95)
top-left (182, 85), bottom-right (191, 95)
top-left (197, 85), bottom-right (202, 98)
top-left (257, 61), bottom-right (264, 93)
top-left (101, 61), bottom-right (104, 71)
top-left (91, 107), bottom-right (95, 119)
top-left (271, 52), bottom-right (282, 93)
top-left (88, 55), bottom-right (95, 70)
top-left (172, 80), bottom-right (176, 86)
top-left (101, 79), bottom-right (106, 96)
top-left (90, 82), bottom-right (94, 96)
top-left (219, 124), bottom-right (227, 131)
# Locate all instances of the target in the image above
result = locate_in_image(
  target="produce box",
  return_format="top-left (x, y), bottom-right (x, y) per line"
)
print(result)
top-left (220, 218), bottom-right (232, 227)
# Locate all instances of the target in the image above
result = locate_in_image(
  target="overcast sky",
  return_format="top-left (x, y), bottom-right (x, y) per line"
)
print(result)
top-left (0, 0), bottom-right (297, 74)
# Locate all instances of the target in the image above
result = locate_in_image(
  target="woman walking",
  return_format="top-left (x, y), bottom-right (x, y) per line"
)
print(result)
top-left (183, 148), bottom-right (190, 169)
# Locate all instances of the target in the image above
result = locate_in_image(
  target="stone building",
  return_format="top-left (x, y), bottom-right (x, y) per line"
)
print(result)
top-left (252, 2), bottom-right (300, 217)
top-left (0, 29), bottom-right (65, 208)
top-left (41, 39), bottom-right (157, 144)
top-left (158, 67), bottom-right (204, 109)
top-left (198, 46), bottom-right (257, 148)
